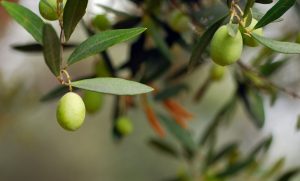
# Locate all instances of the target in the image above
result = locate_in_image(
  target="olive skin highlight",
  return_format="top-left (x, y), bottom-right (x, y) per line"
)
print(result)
top-left (210, 25), bottom-right (243, 66)
top-left (56, 92), bottom-right (86, 131)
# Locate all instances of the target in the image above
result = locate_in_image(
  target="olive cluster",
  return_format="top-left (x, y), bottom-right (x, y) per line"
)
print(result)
top-left (38, 0), bottom-right (132, 133)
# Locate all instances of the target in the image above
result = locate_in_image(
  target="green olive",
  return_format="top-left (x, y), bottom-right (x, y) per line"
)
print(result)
top-left (210, 63), bottom-right (226, 81)
top-left (39, 0), bottom-right (66, 21)
top-left (241, 18), bottom-right (263, 47)
top-left (82, 90), bottom-right (103, 114)
top-left (94, 60), bottom-right (111, 77)
top-left (210, 25), bottom-right (243, 66)
top-left (56, 92), bottom-right (86, 131)
top-left (169, 10), bottom-right (190, 33)
top-left (92, 14), bottom-right (111, 31)
top-left (116, 116), bottom-right (133, 135)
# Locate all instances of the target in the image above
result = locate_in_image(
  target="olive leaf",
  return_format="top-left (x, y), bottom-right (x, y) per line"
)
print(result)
top-left (243, 0), bottom-right (255, 18)
top-left (158, 114), bottom-right (197, 152)
top-left (239, 85), bottom-right (265, 128)
top-left (255, 0), bottom-right (273, 4)
top-left (68, 28), bottom-right (147, 65)
top-left (1, 1), bottom-right (44, 44)
top-left (12, 43), bottom-right (77, 53)
top-left (42, 24), bottom-right (61, 76)
top-left (63, 0), bottom-right (88, 41)
top-left (71, 77), bottom-right (153, 95)
top-left (148, 138), bottom-right (179, 158)
top-left (252, 33), bottom-right (300, 54)
top-left (143, 16), bottom-right (172, 61)
top-left (255, 0), bottom-right (296, 29)
top-left (277, 168), bottom-right (300, 181)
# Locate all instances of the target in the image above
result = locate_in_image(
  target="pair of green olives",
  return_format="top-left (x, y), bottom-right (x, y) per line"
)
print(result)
top-left (56, 91), bottom-right (133, 134)
top-left (210, 19), bottom-right (263, 66)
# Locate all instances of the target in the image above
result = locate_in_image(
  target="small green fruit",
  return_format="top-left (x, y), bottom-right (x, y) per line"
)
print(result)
top-left (56, 92), bottom-right (86, 131)
top-left (169, 10), bottom-right (190, 33)
top-left (82, 90), bottom-right (103, 114)
top-left (116, 116), bottom-right (133, 135)
top-left (92, 14), bottom-right (111, 31)
top-left (210, 64), bottom-right (226, 81)
top-left (39, 0), bottom-right (66, 21)
top-left (94, 60), bottom-right (111, 77)
top-left (210, 25), bottom-right (243, 66)
top-left (241, 18), bottom-right (263, 47)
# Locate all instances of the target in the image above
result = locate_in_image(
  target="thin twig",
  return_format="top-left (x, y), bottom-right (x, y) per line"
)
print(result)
top-left (237, 61), bottom-right (300, 99)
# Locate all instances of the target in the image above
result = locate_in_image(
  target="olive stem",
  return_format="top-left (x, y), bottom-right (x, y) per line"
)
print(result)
top-left (61, 69), bottom-right (73, 92)
top-left (237, 61), bottom-right (300, 99)
top-left (234, 4), bottom-right (244, 17)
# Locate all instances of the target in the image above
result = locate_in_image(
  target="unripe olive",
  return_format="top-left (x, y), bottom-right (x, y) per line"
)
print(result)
top-left (94, 60), bottom-right (111, 77)
top-left (210, 25), bottom-right (243, 66)
top-left (210, 63), bottom-right (226, 81)
top-left (169, 10), bottom-right (190, 33)
top-left (56, 92), bottom-right (86, 131)
top-left (82, 90), bottom-right (103, 114)
top-left (92, 14), bottom-right (111, 31)
top-left (39, 0), bottom-right (66, 21)
top-left (116, 116), bottom-right (133, 135)
top-left (241, 18), bottom-right (263, 47)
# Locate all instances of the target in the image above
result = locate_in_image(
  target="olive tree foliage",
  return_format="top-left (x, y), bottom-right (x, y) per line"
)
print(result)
top-left (2, 0), bottom-right (300, 180)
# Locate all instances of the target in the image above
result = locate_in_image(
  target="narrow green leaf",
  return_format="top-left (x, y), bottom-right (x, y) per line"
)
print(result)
top-left (143, 16), bottom-right (172, 61)
top-left (296, 115), bottom-right (300, 130)
top-left (255, 0), bottom-right (296, 29)
top-left (40, 85), bottom-right (69, 102)
top-left (63, 0), bottom-right (88, 41)
top-left (71, 77), bottom-right (153, 95)
top-left (277, 168), bottom-right (300, 181)
top-left (252, 8), bottom-right (284, 23)
top-left (249, 136), bottom-right (272, 157)
top-left (255, 0), bottom-right (273, 4)
top-left (42, 24), bottom-right (61, 76)
top-left (154, 84), bottom-right (189, 101)
top-left (262, 158), bottom-right (285, 179)
top-left (140, 49), bottom-right (171, 83)
top-left (148, 138), bottom-right (179, 158)
top-left (244, 9), bottom-right (253, 27)
top-left (158, 114), bottom-right (197, 152)
top-left (243, 0), bottom-right (255, 18)
top-left (260, 59), bottom-right (287, 76)
top-left (240, 87), bottom-right (265, 128)
top-left (1, 1), bottom-right (44, 44)
top-left (68, 28), bottom-right (146, 65)
top-left (199, 97), bottom-right (237, 145)
top-left (252, 33), bottom-right (300, 54)
top-left (206, 143), bottom-right (238, 167)
top-left (216, 158), bottom-right (254, 178)
top-left (12, 43), bottom-right (77, 53)
top-left (189, 15), bottom-right (228, 69)
top-left (40, 74), bottom-right (95, 102)
top-left (216, 137), bottom-right (271, 178)
top-left (96, 4), bottom-right (135, 17)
